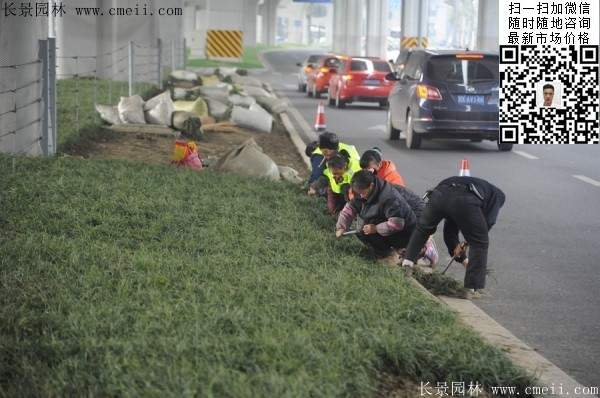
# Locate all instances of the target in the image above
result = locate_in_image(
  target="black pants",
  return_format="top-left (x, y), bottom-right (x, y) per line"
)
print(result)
top-left (405, 186), bottom-right (491, 289)
top-left (357, 224), bottom-right (415, 258)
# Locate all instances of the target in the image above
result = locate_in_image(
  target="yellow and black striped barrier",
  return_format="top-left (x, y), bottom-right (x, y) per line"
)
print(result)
top-left (401, 36), bottom-right (429, 48)
top-left (205, 30), bottom-right (243, 59)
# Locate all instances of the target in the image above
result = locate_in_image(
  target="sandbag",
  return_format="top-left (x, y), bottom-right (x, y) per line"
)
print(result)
top-left (205, 97), bottom-right (229, 119)
top-left (117, 95), bottom-right (146, 124)
top-left (215, 139), bottom-right (280, 181)
top-left (201, 75), bottom-right (222, 87)
top-left (199, 86), bottom-right (230, 103)
top-left (144, 91), bottom-right (174, 126)
top-left (170, 70), bottom-right (198, 82)
top-left (231, 74), bottom-right (263, 87)
top-left (231, 105), bottom-right (272, 133)
top-left (171, 111), bottom-right (203, 140)
top-left (95, 104), bottom-right (120, 125)
top-left (217, 67), bottom-right (238, 77)
top-left (241, 85), bottom-right (274, 98)
top-left (255, 96), bottom-right (288, 114)
top-left (229, 94), bottom-right (256, 108)
top-left (172, 87), bottom-right (187, 100)
top-left (278, 166), bottom-right (302, 184)
top-left (173, 98), bottom-right (208, 118)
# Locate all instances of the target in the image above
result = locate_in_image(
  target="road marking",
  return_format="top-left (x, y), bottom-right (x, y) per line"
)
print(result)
top-left (573, 175), bottom-right (600, 187)
top-left (368, 124), bottom-right (386, 132)
top-left (513, 150), bottom-right (539, 160)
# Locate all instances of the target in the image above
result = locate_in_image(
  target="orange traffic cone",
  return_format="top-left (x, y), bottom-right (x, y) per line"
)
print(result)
top-left (314, 101), bottom-right (326, 131)
top-left (459, 158), bottom-right (471, 176)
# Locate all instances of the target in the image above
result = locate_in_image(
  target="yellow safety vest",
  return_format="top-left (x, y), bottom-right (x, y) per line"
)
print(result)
top-left (312, 142), bottom-right (360, 162)
top-left (323, 157), bottom-right (361, 194)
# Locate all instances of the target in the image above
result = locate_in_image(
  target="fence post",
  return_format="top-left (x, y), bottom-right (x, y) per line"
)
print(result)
top-left (157, 38), bottom-right (162, 89)
top-left (48, 37), bottom-right (56, 155)
top-left (183, 38), bottom-right (187, 68)
top-left (38, 40), bottom-right (49, 156)
top-left (128, 41), bottom-right (134, 96)
top-left (171, 40), bottom-right (176, 71)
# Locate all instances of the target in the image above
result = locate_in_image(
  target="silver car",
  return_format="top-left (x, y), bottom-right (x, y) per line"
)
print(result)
top-left (296, 54), bottom-right (326, 92)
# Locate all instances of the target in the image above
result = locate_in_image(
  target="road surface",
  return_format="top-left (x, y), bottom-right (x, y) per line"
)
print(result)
top-left (256, 49), bottom-right (600, 387)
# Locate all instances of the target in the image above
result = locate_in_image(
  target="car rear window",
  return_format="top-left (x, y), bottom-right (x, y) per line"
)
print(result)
top-left (426, 56), bottom-right (499, 82)
top-left (350, 60), bottom-right (368, 71)
top-left (373, 61), bottom-right (391, 72)
top-left (324, 58), bottom-right (340, 68)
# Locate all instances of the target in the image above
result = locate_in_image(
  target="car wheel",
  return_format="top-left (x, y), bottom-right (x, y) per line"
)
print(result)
top-left (336, 90), bottom-right (345, 108)
top-left (307, 82), bottom-right (313, 97)
top-left (497, 141), bottom-right (513, 151)
top-left (379, 100), bottom-right (388, 109)
top-left (387, 109), bottom-right (400, 140)
top-left (405, 111), bottom-right (422, 149)
top-left (313, 84), bottom-right (321, 99)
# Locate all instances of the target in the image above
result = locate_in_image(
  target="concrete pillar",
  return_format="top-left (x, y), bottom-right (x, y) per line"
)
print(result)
top-left (366, 0), bottom-right (388, 58)
top-left (242, 0), bottom-right (260, 46)
top-left (345, 0), bottom-right (363, 55)
top-left (476, 0), bottom-right (499, 51)
top-left (400, 0), bottom-right (428, 49)
top-left (332, 0), bottom-right (344, 52)
top-left (261, 0), bottom-right (280, 46)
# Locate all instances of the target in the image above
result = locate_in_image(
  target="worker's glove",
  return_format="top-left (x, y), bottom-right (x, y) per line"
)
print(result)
top-left (335, 229), bottom-right (345, 238)
top-left (452, 242), bottom-right (468, 262)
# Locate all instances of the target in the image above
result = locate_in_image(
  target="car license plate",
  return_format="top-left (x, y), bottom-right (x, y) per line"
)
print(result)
top-left (363, 79), bottom-right (380, 86)
top-left (457, 95), bottom-right (485, 105)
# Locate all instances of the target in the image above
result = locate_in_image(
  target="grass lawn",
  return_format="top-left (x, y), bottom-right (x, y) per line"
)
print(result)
top-left (57, 78), bottom-right (158, 153)
top-left (187, 43), bottom-right (321, 69)
top-left (0, 155), bottom-right (535, 396)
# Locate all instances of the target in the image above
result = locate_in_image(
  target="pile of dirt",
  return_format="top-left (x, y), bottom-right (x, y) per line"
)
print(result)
top-left (69, 117), bottom-right (308, 179)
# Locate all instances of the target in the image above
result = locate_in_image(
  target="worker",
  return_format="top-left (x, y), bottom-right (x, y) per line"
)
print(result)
top-left (310, 153), bottom-right (361, 215)
top-left (359, 147), bottom-right (406, 187)
top-left (335, 170), bottom-right (416, 266)
top-left (307, 131), bottom-right (360, 188)
top-left (401, 176), bottom-right (506, 298)
top-left (359, 150), bottom-right (437, 265)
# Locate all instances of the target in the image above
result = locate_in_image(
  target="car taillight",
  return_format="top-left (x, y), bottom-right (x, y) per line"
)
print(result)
top-left (319, 67), bottom-right (329, 73)
top-left (416, 84), bottom-right (443, 100)
top-left (342, 74), bottom-right (353, 81)
top-left (456, 53), bottom-right (484, 60)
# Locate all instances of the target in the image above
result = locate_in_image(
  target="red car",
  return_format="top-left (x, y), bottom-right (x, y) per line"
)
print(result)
top-left (306, 55), bottom-right (343, 99)
top-left (327, 56), bottom-right (394, 108)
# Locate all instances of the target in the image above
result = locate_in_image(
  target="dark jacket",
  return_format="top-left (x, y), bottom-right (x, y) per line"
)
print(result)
top-left (394, 185), bottom-right (425, 219)
top-left (308, 153), bottom-right (325, 184)
top-left (437, 176), bottom-right (506, 229)
top-left (350, 177), bottom-right (416, 229)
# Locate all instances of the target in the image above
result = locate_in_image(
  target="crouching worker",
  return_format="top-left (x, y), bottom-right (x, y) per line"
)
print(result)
top-left (359, 147), bottom-right (406, 187)
top-left (307, 131), bottom-right (360, 190)
top-left (310, 153), bottom-right (360, 215)
top-left (401, 176), bottom-right (506, 298)
top-left (335, 170), bottom-right (416, 266)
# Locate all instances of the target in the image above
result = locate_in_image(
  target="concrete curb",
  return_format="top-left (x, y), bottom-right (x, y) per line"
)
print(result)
top-left (256, 50), bottom-right (596, 398)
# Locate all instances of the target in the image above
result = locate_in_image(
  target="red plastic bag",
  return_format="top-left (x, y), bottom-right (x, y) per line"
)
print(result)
top-left (171, 140), bottom-right (203, 170)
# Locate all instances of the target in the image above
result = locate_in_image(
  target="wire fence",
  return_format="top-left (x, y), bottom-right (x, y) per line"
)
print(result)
top-left (0, 38), bottom-right (186, 157)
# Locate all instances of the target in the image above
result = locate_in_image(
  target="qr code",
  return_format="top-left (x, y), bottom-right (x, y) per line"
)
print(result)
top-left (499, 45), bottom-right (599, 144)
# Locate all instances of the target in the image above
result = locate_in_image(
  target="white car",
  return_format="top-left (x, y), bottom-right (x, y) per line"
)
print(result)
top-left (296, 54), bottom-right (326, 92)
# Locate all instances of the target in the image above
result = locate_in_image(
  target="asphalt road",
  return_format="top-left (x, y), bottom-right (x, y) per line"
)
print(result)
top-left (256, 49), bottom-right (600, 387)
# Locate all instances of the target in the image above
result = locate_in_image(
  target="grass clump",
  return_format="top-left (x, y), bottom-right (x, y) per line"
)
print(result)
top-left (0, 155), bottom-right (535, 396)
top-left (413, 269), bottom-right (469, 298)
